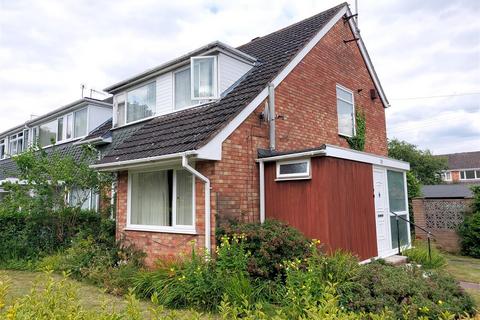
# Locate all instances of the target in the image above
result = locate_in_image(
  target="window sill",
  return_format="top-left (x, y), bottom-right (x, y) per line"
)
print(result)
top-left (338, 133), bottom-right (355, 138)
top-left (125, 225), bottom-right (197, 235)
top-left (112, 115), bottom-right (158, 131)
top-left (275, 176), bottom-right (311, 182)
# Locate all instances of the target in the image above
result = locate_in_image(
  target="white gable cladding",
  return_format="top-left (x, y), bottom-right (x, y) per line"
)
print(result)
top-left (156, 71), bottom-right (173, 116)
top-left (218, 53), bottom-right (253, 95)
top-left (128, 53), bottom-right (253, 118)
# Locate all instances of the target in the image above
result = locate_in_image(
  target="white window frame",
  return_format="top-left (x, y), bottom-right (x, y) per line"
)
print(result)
top-left (114, 81), bottom-right (157, 127)
top-left (441, 171), bottom-right (452, 181)
top-left (0, 138), bottom-right (6, 159)
top-left (36, 108), bottom-right (89, 148)
top-left (67, 188), bottom-right (99, 212)
top-left (336, 84), bottom-right (356, 138)
top-left (190, 56), bottom-right (218, 100)
top-left (276, 158), bottom-right (311, 181)
top-left (126, 167), bottom-right (196, 234)
top-left (8, 131), bottom-right (24, 156)
top-left (460, 169), bottom-right (480, 180)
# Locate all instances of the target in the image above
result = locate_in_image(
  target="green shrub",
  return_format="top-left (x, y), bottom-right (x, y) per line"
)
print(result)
top-left (0, 272), bottom-right (203, 319)
top-left (134, 236), bottom-right (254, 311)
top-left (459, 211), bottom-right (480, 258)
top-left (338, 261), bottom-right (475, 319)
top-left (0, 209), bottom-right (115, 263)
top-left (216, 219), bottom-right (310, 280)
top-left (38, 235), bottom-right (145, 295)
top-left (403, 240), bottom-right (446, 269)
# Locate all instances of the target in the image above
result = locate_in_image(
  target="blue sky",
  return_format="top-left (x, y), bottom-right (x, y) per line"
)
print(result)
top-left (0, 0), bottom-right (478, 154)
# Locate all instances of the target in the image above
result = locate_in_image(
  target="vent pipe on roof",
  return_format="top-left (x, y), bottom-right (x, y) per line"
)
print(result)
top-left (268, 83), bottom-right (275, 150)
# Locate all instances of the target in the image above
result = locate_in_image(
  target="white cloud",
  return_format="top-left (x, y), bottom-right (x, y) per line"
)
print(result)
top-left (0, 0), bottom-right (478, 154)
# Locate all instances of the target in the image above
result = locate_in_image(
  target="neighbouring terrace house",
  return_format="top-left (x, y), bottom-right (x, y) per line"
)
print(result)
top-left (0, 3), bottom-right (412, 265)
top-left (0, 97), bottom-right (114, 210)
top-left (438, 151), bottom-right (480, 184)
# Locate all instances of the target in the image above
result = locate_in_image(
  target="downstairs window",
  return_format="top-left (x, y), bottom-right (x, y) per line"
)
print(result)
top-left (128, 168), bottom-right (194, 232)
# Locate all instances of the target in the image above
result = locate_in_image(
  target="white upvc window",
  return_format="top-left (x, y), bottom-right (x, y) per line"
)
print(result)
top-left (9, 132), bottom-right (24, 156)
top-left (174, 56), bottom-right (218, 110)
top-left (460, 169), bottom-right (480, 180)
top-left (336, 84), bottom-right (355, 137)
top-left (191, 56), bottom-right (217, 100)
top-left (68, 188), bottom-right (99, 211)
top-left (0, 138), bottom-right (6, 159)
top-left (276, 158), bottom-right (311, 180)
top-left (113, 82), bottom-right (156, 127)
top-left (441, 171), bottom-right (452, 181)
top-left (127, 168), bottom-right (195, 233)
top-left (37, 108), bottom-right (88, 148)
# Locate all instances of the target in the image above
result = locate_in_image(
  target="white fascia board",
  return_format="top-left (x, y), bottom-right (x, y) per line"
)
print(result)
top-left (90, 151), bottom-right (197, 171)
top-left (345, 8), bottom-right (390, 108)
top-left (196, 5), bottom-right (348, 161)
top-left (323, 144), bottom-right (410, 171)
top-left (256, 150), bottom-right (327, 162)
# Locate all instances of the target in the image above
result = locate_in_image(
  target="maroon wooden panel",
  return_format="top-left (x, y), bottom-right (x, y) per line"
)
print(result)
top-left (265, 157), bottom-right (377, 260)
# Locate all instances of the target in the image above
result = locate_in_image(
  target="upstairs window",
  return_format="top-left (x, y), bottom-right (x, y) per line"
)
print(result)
top-left (336, 85), bottom-right (355, 137)
top-left (39, 120), bottom-right (58, 147)
top-left (191, 56), bottom-right (217, 100)
top-left (0, 139), bottom-right (5, 159)
top-left (276, 158), bottom-right (311, 180)
top-left (9, 132), bottom-right (24, 156)
top-left (174, 56), bottom-right (218, 110)
top-left (126, 82), bottom-right (156, 124)
top-left (74, 108), bottom-right (88, 138)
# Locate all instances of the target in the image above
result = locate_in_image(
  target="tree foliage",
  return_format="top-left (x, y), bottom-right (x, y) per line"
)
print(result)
top-left (0, 144), bottom-right (112, 215)
top-left (388, 139), bottom-right (447, 186)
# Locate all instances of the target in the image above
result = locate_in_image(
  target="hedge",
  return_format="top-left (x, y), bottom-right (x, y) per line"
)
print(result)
top-left (0, 210), bottom-right (115, 262)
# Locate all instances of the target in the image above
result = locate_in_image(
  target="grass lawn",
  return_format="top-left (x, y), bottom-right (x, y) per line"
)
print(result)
top-left (0, 270), bottom-right (211, 318)
top-left (444, 254), bottom-right (480, 306)
top-left (445, 254), bottom-right (480, 283)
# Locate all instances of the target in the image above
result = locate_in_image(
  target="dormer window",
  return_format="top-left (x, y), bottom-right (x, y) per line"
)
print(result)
top-left (114, 82), bottom-right (156, 127)
top-left (0, 138), bottom-right (6, 159)
top-left (174, 56), bottom-right (218, 110)
top-left (9, 132), bottom-right (24, 156)
top-left (191, 56), bottom-right (217, 100)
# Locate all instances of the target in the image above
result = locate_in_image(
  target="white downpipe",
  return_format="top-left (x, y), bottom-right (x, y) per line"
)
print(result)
top-left (182, 155), bottom-right (211, 253)
top-left (259, 160), bottom-right (265, 223)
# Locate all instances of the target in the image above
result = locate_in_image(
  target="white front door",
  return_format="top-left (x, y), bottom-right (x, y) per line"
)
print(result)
top-left (373, 167), bottom-right (390, 257)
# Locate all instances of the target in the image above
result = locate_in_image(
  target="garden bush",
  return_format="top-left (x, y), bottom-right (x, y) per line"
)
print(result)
top-left (0, 209), bottom-right (115, 264)
top-left (216, 219), bottom-right (311, 280)
top-left (403, 240), bottom-right (446, 269)
top-left (38, 235), bottom-right (145, 295)
top-left (133, 236), bottom-right (253, 311)
top-left (338, 261), bottom-right (475, 319)
top-left (459, 186), bottom-right (480, 258)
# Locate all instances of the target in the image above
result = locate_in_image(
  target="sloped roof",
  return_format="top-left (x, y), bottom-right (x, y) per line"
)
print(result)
top-left (421, 184), bottom-right (474, 198)
top-left (437, 151), bottom-right (480, 170)
top-left (96, 3), bottom-right (347, 165)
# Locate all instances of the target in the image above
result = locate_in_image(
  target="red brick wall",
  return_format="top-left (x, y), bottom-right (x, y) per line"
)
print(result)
top-left (115, 163), bottom-right (214, 267)
top-left (213, 19), bottom-right (387, 223)
top-left (115, 18), bottom-right (389, 263)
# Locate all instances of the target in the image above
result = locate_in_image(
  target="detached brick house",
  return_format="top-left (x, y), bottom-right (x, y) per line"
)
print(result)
top-left (0, 3), bottom-right (411, 265)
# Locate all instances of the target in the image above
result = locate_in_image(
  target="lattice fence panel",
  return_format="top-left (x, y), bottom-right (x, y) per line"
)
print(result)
top-left (424, 199), bottom-right (469, 230)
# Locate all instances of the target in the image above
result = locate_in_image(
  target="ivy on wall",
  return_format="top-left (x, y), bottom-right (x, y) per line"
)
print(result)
top-left (346, 111), bottom-right (366, 151)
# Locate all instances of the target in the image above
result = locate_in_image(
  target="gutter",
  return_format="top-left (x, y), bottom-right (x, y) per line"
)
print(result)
top-left (182, 155), bottom-right (211, 253)
top-left (90, 151), bottom-right (197, 171)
